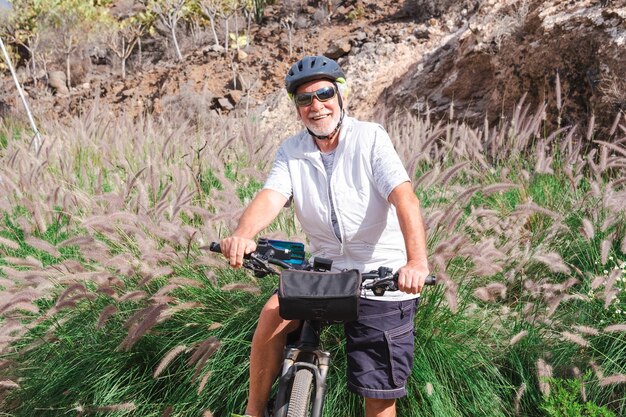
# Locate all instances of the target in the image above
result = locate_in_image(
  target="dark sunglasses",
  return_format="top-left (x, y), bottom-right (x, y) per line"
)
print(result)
top-left (293, 86), bottom-right (337, 107)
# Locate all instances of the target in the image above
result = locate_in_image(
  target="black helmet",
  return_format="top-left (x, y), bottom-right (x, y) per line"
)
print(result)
top-left (285, 55), bottom-right (346, 94)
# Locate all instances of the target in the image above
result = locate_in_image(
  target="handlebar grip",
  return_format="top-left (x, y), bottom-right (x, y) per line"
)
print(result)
top-left (424, 274), bottom-right (436, 286)
top-left (209, 242), bottom-right (221, 253)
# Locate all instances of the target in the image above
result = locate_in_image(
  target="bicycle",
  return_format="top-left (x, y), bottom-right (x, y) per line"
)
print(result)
top-left (210, 238), bottom-right (436, 417)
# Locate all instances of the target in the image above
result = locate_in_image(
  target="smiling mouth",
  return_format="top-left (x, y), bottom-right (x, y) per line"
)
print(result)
top-left (311, 114), bottom-right (330, 120)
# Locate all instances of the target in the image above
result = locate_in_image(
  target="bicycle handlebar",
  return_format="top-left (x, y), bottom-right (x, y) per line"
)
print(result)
top-left (210, 240), bottom-right (437, 294)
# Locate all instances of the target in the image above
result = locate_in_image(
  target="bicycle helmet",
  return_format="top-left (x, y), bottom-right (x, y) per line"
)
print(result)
top-left (285, 55), bottom-right (346, 94)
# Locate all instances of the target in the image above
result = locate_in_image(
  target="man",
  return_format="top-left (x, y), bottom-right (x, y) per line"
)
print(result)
top-left (220, 55), bottom-right (430, 417)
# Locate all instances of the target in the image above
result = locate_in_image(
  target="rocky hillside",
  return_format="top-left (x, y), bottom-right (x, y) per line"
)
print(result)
top-left (1, 0), bottom-right (624, 138)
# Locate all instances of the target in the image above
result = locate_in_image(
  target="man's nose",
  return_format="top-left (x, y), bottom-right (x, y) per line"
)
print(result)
top-left (310, 96), bottom-right (325, 110)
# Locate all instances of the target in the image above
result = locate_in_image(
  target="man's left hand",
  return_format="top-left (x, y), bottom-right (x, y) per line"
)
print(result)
top-left (396, 261), bottom-right (430, 294)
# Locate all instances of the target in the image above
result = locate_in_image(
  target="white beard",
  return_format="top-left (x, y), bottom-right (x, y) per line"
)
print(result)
top-left (304, 111), bottom-right (341, 137)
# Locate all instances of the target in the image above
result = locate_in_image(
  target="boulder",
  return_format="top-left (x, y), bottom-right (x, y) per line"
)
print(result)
top-left (48, 71), bottom-right (69, 95)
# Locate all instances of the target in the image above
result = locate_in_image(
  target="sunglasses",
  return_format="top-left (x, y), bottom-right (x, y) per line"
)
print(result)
top-left (293, 86), bottom-right (337, 107)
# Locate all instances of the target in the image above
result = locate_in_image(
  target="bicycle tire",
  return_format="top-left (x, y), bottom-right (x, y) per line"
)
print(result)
top-left (286, 369), bottom-right (314, 417)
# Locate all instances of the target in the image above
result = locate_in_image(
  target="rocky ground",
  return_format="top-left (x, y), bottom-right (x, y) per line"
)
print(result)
top-left (1, 0), bottom-right (625, 137)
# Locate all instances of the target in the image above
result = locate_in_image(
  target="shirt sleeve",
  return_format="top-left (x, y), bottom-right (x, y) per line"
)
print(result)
top-left (263, 146), bottom-right (293, 199)
top-left (371, 125), bottom-right (411, 199)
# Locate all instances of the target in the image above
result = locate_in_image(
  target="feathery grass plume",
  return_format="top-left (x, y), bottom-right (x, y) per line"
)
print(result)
top-left (96, 305), bottom-right (118, 329)
top-left (202, 410), bottom-right (213, 417)
top-left (119, 291), bottom-right (148, 302)
top-left (514, 382), bottom-right (526, 416)
top-left (0, 380), bottom-right (19, 389)
top-left (599, 374), bottom-right (626, 386)
top-left (437, 161), bottom-right (469, 187)
top-left (561, 331), bottom-right (589, 347)
top-left (57, 236), bottom-right (94, 248)
top-left (170, 277), bottom-right (204, 288)
top-left (537, 358), bottom-right (553, 396)
top-left (532, 252), bottom-right (570, 274)
top-left (600, 239), bottom-right (612, 265)
top-left (571, 325), bottom-right (600, 336)
top-left (220, 282), bottom-right (261, 295)
top-left (118, 304), bottom-right (168, 351)
top-left (555, 70), bottom-right (562, 111)
top-left (591, 275), bottom-right (606, 290)
top-left (197, 370), bottom-right (212, 395)
top-left (603, 324), bottom-right (626, 333)
top-left (188, 337), bottom-right (221, 381)
top-left (24, 236), bottom-right (61, 258)
top-left (152, 284), bottom-right (180, 299)
top-left (91, 402), bottom-right (137, 412)
top-left (163, 302), bottom-right (203, 319)
top-left (509, 330), bottom-right (528, 346)
top-left (161, 406), bottom-right (174, 417)
top-left (0, 302), bottom-right (39, 315)
top-left (473, 287), bottom-right (492, 302)
top-left (0, 236), bottom-right (20, 250)
top-left (0, 290), bottom-right (40, 314)
top-left (587, 114), bottom-right (596, 141)
top-left (591, 361), bottom-right (604, 379)
top-left (154, 345), bottom-right (188, 378)
top-left (4, 256), bottom-right (43, 269)
top-left (513, 202), bottom-right (561, 220)
top-left (482, 183), bottom-right (519, 196)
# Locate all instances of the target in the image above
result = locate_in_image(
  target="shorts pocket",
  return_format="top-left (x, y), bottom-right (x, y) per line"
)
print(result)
top-left (384, 321), bottom-right (415, 387)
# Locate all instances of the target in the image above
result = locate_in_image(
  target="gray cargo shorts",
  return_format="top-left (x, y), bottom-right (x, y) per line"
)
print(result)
top-left (343, 297), bottom-right (419, 399)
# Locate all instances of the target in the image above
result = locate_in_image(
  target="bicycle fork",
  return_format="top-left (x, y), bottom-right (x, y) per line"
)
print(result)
top-left (273, 322), bottom-right (331, 417)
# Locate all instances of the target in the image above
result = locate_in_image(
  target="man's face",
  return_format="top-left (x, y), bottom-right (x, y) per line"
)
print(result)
top-left (295, 79), bottom-right (341, 137)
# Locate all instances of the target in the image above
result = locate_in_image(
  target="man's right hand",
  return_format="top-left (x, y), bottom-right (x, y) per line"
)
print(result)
top-left (220, 236), bottom-right (257, 268)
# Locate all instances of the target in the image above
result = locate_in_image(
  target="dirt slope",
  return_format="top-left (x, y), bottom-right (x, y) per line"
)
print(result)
top-left (1, 0), bottom-right (624, 136)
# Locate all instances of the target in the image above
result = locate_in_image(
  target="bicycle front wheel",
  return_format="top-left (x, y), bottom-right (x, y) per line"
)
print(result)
top-left (286, 368), bottom-right (314, 417)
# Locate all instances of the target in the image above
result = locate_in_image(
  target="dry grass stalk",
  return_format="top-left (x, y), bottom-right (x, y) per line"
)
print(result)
top-left (154, 345), bottom-right (188, 378)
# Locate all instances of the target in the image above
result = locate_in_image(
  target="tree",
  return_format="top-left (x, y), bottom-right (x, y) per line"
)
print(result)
top-left (42, 0), bottom-right (110, 89)
top-left (148, 0), bottom-right (188, 61)
top-left (106, 18), bottom-right (145, 79)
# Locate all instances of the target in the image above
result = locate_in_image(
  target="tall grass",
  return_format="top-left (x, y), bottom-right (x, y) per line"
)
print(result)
top-left (0, 99), bottom-right (625, 416)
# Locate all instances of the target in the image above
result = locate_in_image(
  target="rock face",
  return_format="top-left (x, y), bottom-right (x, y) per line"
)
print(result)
top-left (379, 0), bottom-right (626, 134)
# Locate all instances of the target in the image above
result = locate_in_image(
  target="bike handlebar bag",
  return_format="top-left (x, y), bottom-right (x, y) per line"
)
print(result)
top-left (278, 269), bottom-right (361, 321)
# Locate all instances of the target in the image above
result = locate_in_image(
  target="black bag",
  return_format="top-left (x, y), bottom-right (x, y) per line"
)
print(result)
top-left (278, 269), bottom-right (361, 321)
